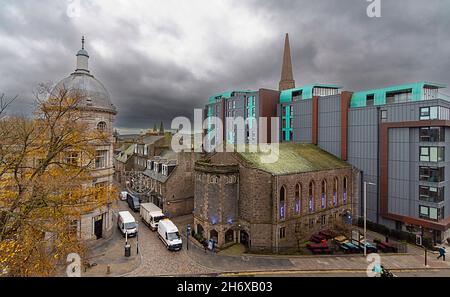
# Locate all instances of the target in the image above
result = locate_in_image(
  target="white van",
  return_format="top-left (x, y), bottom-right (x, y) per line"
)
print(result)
top-left (117, 211), bottom-right (138, 237)
top-left (140, 203), bottom-right (166, 231)
top-left (157, 219), bottom-right (182, 251)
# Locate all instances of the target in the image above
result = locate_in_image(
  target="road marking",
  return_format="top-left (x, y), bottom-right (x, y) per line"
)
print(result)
top-left (219, 268), bottom-right (446, 277)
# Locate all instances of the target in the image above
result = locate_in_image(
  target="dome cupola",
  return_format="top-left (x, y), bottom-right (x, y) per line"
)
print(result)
top-left (52, 36), bottom-right (117, 114)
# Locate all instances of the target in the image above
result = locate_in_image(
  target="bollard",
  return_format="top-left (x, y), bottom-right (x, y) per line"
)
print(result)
top-left (125, 244), bottom-right (131, 257)
top-left (106, 265), bottom-right (111, 275)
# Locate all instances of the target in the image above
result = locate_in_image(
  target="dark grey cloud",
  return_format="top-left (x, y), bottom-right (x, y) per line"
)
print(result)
top-left (0, 0), bottom-right (449, 133)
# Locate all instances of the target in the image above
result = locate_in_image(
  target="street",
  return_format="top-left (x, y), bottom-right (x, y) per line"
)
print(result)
top-left (81, 199), bottom-right (450, 277)
top-left (233, 269), bottom-right (450, 277)
top-left (85, 201), bottom-right (213, 276)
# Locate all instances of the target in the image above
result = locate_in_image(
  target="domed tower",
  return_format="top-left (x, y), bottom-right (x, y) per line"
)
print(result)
top-left (53, 37), bottom-right (117, 241)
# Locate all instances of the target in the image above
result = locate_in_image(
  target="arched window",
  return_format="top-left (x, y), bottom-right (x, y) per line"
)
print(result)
top-left (343, 177), bottom-right (348, 204)
top-left (308, 181), bottom-right (315, 213)
top-left (97, 121), bottom-right (107, 132)
top-left (279, 186), bottom-right (286, 220)
top-left (210, 175), bottom-right (218, 184)
top-left (295, 183), bottom-right (301, 214)
top-left (321, 180), bottom-right (327, 209)
top-left (333, 177), bottom-right (338, 206)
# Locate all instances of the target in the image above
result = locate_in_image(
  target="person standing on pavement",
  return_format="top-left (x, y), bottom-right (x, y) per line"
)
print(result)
top-left (211, 239), bottom-right (216, 254)
top-left (203, 240), bottom-right (208, 253)
top-left (437, 246), bottom-right (446, 261)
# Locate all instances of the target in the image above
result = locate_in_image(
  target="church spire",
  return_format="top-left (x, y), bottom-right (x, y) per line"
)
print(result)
top-left (279, 33), bottom-right (295, 91)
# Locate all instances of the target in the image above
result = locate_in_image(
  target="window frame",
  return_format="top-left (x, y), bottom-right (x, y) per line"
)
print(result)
top-left (420, 106), bottom-right (439, 120)
top-left (95, 150), bottom-right (108, 169)
top-left (419, 127), bottom-right (445, 142)
top-left (419, 146), bottom-right (445, 162)
top-left (97, 121), bottom-right (107, 132)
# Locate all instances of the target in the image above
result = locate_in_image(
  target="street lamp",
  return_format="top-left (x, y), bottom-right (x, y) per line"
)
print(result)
top-left (186, 224), bottom-right (191, 251)
top-left (363, 181), bottom-right (376, 256)
top-left (136, 222), bottom-right (139, 255)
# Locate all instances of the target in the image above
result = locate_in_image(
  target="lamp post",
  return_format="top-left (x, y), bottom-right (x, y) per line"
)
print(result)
top-left (124, 230), bottom-right (130, 257)
top-left (187, 224), bottom-right (191, 251)
top-left (420, 226), bottom-right (428, 267)
top-left (136, 222), bottom-right (139, 255)
top-left (364, 181), bottom-right (376, 256)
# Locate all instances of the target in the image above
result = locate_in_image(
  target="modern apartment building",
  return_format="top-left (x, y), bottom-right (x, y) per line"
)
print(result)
top-left (205, 88), bottom-right (280, 146)
top-left (280, 81), bottom-right (450, 243)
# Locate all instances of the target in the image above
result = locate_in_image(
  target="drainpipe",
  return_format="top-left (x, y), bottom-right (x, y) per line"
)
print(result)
top-left (275, 175), bottom-right (278, 254)
top-left (376, 107), bottom-right (380, 224)
top-left (236, 172), bottom-right (240, 244)
top-left (360, 171), bottom-right (364, 221)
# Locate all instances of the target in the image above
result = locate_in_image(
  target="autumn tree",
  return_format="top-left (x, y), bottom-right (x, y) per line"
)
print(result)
top-left (0, 85), bottom-right (117, 276)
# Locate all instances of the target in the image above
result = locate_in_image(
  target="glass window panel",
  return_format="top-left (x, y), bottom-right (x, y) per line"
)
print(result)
top-left (420, 107), bottom-right (430, 120)
top-left (430, 147), bottom-right (438, 162)
top-left (430, 107), bottom-right (438, 119)
top-left (420, 206), bottom-right (429, 216)
top-left (429, 208), bottom-right (438, 220)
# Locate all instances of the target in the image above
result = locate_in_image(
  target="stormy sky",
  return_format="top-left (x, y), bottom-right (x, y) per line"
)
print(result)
top-left (1, 0), bottom-right (449, 134)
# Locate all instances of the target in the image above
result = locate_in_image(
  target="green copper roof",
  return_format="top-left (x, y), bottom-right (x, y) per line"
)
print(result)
top-left (236, 143), bottom-right (350, 175)
top-left (350, 82), bottom-right (447, 108)
top-left (280, 84), bottom-right (342, 103)
top-left (208, 90), bottom-right (255, 104)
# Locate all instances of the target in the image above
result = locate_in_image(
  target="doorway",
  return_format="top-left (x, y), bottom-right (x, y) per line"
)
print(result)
top-left (240, 230), bottom-right (249, 248)
top-left (210, 229), bottom-right (219, 243)
top-left (93, 215), bottom-right (103, 239)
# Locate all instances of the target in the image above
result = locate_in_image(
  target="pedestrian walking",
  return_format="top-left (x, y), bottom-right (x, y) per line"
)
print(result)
top-left (437, 246), bottom-right (446, 261)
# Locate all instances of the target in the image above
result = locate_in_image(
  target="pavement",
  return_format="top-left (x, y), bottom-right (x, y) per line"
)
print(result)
top-left (76, 199), bottom-right (450, 277)
top-left (81, 213), bottom-right (141, 277)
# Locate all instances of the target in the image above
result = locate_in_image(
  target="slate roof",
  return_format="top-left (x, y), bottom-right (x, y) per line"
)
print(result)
top-left (115, 143), bottom-right (135, 163)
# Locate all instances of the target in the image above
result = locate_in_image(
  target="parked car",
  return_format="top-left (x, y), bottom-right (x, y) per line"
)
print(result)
top-left (119, 191), bottom-right (128, 201)
top-left (117, 211), bottom-right (138, 237)
top-left (127, 193), bottom-right (140, 212)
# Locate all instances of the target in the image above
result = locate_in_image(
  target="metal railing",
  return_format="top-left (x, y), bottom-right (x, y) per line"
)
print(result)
top-left (426, 92), bottom-right (450, 101)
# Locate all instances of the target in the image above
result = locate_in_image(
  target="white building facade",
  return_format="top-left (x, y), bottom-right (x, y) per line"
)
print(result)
top-left (53, 37), bottom-right (117, 242)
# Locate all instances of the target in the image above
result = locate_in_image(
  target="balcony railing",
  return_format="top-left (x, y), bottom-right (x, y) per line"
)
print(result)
top-left (425, 92), bottom-right (450, 101)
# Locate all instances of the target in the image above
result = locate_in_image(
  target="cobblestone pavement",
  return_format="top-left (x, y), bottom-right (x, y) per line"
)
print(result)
top-left (118, 202), bottom-right (216, 276)
top-left (81, 226), bottom-right (141, 277)
top-left (83, 200), bottom-right (450, 277)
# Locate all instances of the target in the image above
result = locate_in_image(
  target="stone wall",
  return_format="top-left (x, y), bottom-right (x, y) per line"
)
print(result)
top-left (194, 151), bottom-right (356, 252)
top-left (193, 161), bottom-right (239, 247)
top-left (162, 152), bottom-right (201, 217)
top-left (78, 109), bottom-right (116, 242)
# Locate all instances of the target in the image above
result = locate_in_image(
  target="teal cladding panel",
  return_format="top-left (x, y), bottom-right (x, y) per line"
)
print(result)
top-left (350, 82), bottom-right (446, 108)
top-left (279, 84), bottom-right (342, 103)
